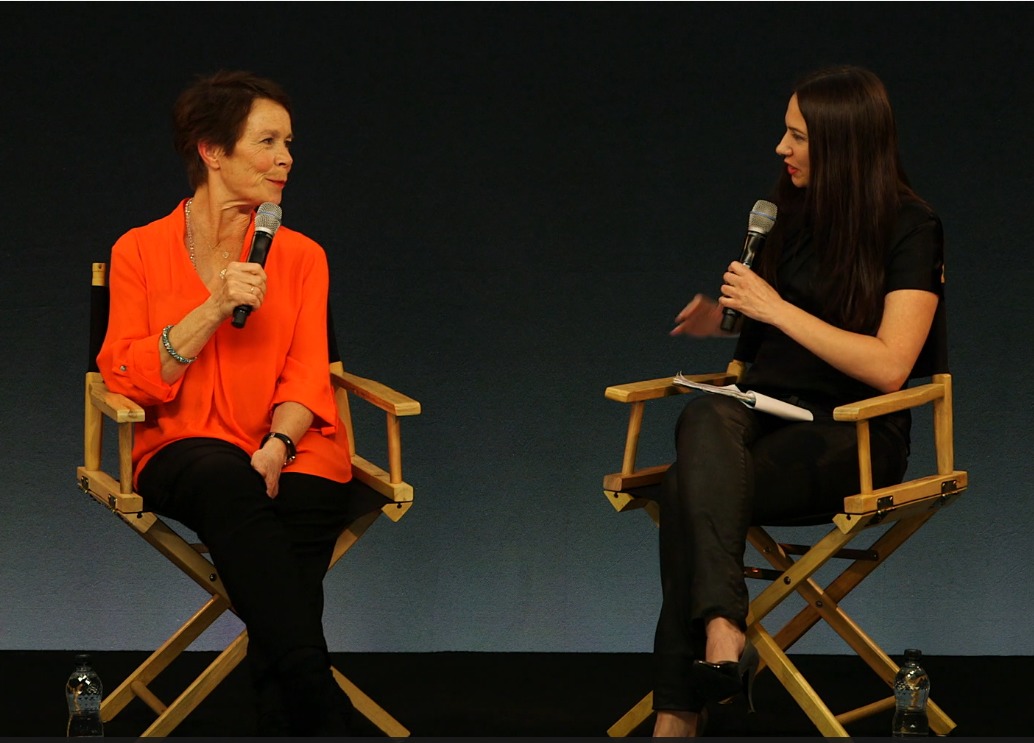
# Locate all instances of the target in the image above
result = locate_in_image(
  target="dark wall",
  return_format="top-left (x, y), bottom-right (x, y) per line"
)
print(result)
top-left (3, 3), bottom-right (1032, 654)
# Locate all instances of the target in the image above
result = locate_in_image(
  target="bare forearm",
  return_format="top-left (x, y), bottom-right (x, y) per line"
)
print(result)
top-left (770, 303), bottom-right (895, 389)
top-left (158, 298), bottom-right (226, 383)
top-left (268, 401), bottom-right (314, 446)
top-left (767, 290), bottom-right (937, 393)
top-left (719, 261), bottom-right (939, 395)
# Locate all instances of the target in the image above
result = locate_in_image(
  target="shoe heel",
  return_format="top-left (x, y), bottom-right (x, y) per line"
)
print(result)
top-left (691, 639), bottom-right (761, 712)
top-left (740, 642), bottom-right (759, 713)
top-left (744, 663), bottom-right (756, 713)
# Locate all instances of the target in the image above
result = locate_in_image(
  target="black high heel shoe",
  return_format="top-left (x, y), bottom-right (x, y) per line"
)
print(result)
top-left (690, 641), bottom-right (759, 712)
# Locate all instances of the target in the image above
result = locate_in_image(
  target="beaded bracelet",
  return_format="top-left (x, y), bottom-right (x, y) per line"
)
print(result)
top-left (161, 324), bottom-right (198, 364)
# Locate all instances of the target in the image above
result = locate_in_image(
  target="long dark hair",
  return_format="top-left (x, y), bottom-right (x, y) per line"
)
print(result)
top-left (756, 66), bottom-right (923, 333)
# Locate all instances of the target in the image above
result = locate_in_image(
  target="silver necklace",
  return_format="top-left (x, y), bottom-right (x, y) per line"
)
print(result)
top-left (185, 198), bottom-right (230, 272)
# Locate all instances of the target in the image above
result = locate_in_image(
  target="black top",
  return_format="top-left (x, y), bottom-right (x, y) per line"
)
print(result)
top-left (733, 200), bottom-right (945, 423)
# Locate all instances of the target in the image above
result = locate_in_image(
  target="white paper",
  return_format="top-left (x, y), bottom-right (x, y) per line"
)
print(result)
top-left (673, 373), bottom-right (814, 422)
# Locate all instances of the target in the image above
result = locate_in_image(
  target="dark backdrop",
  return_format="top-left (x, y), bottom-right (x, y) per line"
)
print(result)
top-left (2, 2), bottom-right (1032, 656)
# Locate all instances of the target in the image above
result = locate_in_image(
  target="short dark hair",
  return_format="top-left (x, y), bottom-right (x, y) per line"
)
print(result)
top-left (172, 70), bottom-right (293, 189)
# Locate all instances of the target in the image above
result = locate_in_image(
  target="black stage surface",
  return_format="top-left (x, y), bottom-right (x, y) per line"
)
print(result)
top-left (3, 651), bottom-right (1028, 737)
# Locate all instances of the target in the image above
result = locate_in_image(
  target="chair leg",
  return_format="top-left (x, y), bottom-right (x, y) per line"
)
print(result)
top-left (140, 631), bottom-right (249, 737)
top-left (759, 514), bottom-right (933, 652)
top-left (747, 520), bottom-right (957, 736)
top-left (745, 527), bottom-right (872, 736)
top-left (331, 665), bottom-right (410, 737)
top-left (101, 595), bottom-right (231, 722)
top-left (750, 622), bottom-right (850, 737)
top-left (328, 509), bottom-right (381, 569)
top-left (100, 483), bottom-right (406, 736)
top-left (323, 508), bottom-right (411, 737)
top-left (607, 690), bottom-right (654, 737)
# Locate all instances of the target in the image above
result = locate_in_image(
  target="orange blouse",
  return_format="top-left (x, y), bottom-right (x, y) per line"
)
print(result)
top-left (97, 200), bottom-right (352, 487)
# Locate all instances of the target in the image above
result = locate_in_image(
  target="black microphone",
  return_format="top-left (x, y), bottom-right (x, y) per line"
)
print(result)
top-left (232, 202), bottom-right (283, 329)
top-left (719, 199), bottom-right (778, 333)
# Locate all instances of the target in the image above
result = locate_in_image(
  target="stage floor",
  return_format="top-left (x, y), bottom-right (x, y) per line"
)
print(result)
top-left (4, 650), bottom-right (1027, 737)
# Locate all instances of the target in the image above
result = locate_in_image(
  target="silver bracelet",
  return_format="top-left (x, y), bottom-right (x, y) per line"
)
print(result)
top-left (161, 324), bottom-right (197, 364)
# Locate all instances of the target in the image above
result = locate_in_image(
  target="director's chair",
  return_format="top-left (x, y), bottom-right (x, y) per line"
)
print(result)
top-left (602, 299), bottom-right (966, 737)
top-left (76, 262), bottom-right (421, 737)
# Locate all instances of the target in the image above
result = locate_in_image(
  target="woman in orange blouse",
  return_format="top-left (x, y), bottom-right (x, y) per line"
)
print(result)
top-left (97, 70), bottom-right (380, 736)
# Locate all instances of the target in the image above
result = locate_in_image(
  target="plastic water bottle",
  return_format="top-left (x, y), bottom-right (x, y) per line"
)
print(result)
top-left (891, 648), bottom-right (930, 737)
top-left (66, 653), bottom-right (103, 737)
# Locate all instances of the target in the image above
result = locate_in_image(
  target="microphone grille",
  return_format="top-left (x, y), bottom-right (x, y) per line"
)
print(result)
top-left (255, 201), bottom-right (283, 234)
top-left (748, 199), bottom-right (778, 234)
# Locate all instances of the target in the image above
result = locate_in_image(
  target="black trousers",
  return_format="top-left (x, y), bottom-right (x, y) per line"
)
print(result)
top-left (137, 437), bottom-right (387, 732)
top-left (652, 395), bottom-right (909, 711)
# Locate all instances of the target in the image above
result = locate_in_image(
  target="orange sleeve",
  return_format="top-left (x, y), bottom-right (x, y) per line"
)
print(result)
top-left (97, 228), bottom-right (186, 406)
top-left (270, 240), bottom-right (338, 435)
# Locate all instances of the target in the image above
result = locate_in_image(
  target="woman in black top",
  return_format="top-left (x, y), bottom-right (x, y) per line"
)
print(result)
top-left (652, 66), bottom-right (944, 737)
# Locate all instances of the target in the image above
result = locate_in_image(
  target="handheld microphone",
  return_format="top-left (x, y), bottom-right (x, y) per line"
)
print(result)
top-left (232, 202), bottom-right (283, 329)
top-left (719, 199), bottom-right (778, 332)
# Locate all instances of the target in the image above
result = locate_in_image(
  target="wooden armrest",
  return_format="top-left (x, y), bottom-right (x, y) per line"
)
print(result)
top-left (88, 378), bottom-right (146, 423)
top-left (83, 373), bottom-right (141, 501)
top-left (833, 381), bottom-right (944, 422)
top-left (77, 467), bottom-right (145, 513)
top-left (604, 370), bottom-right (736, 479)
top-left (603, 368), bottom-right (962, 520)
top-left (330, 366), bottom-right (420, 489)
top-left (352, 455), bottom-right (414, 504)
top-left (331, 370), bottom-right (421, 416)
top-left (836, 374), bottom-right (958, 499)
top-left (603, 464), bottom-right (669, 492)
top-left (605, 372), bottom-right (735, 403)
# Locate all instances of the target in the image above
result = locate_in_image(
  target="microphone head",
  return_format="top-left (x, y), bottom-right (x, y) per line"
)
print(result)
top-left (748, 199), bottom-right (778, 235)
top-left (255, 201), bottom-right (283, 235)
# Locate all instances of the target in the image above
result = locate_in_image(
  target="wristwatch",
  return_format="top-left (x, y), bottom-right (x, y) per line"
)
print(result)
top-left (261, 431), bottom-right (297, 465)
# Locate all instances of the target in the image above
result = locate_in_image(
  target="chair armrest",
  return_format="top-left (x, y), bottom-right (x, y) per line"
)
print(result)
top-left (603, 371), bottom-right (734, 489)
top-left (88, 378), bottom-right (146, 423)
top-left (331, 370), bottom-right (421, 416)
top-left (833, 375), bottom-right (959, 509)
top-left (833, 381), bottom-right (944, 422)
top-left (81, 373), bottom-right (144, 512)
top-left (330, 365), bottom-right (421, 502)
top-left (605, 372), bottom-right (735, 403)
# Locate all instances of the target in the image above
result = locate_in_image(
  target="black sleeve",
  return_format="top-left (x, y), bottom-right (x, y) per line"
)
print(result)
top-left (885, 202), bottom-right (944, 296)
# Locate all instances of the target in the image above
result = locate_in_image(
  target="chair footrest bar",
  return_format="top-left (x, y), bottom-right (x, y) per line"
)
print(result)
top-left (129, 680), bottom-right (167, 716)
top-left (836, 696), bottom-right (895, 726)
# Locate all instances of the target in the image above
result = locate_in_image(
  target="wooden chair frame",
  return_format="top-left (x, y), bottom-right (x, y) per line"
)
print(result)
top-left (76, 262), bottom-right (421, 737)
top-left (602, 361), bottom-right (966, 737)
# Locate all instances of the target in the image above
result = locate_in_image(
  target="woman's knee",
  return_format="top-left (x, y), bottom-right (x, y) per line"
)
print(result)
top-left (172, 444), bottom-right (270, 525)
top-left (675, 395), bottom-right (754, 446)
